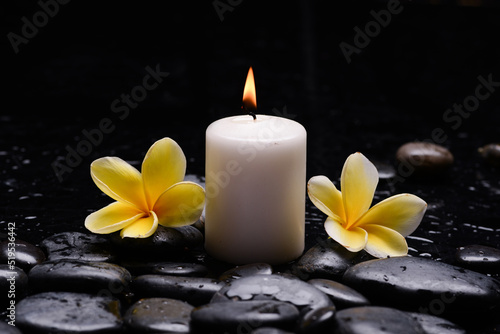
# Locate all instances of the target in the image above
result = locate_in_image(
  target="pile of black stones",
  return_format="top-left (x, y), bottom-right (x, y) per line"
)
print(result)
top-left (2, 141), bottom-right (500, 333)
top-left (1, 221), bottom-right (500, 334)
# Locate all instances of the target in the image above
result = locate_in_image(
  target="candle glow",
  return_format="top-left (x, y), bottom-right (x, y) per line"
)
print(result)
top-left (242, 66), bottom-right (257, 112)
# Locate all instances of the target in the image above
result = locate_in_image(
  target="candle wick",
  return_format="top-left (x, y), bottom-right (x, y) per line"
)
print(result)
top-left (242, 105), bottom-right (257, 120)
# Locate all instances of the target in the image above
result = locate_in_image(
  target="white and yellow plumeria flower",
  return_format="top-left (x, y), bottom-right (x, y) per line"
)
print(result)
top-left (85, 138), bottom-right (205, 238)
top-left (308, 152), bottom-right (427, 258)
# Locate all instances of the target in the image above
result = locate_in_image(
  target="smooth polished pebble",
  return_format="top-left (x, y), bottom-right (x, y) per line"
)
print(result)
top-left (308, 278), bottom-right (370, 309)
top-left (334, 306), bottom-right (425, 334)
top-left (191, 300), bottom-right (299, 333)
top-left (110, 225), bottom-right (203, 257)
top-left (0, 265), bottom-right (28, 304)
top-left (119, 258), bottom-right (177, 275)
top-left (211, 274), bottom-right (332, 313)
top-left (291, 239), bottom-right (372, 281)
top-left (408, 312), bottom-right (466, 334)
top-left (455, 244), bottom-right (500, 273)
top-left (124, 298), bottom-right (193, 333)
top-left (297, 306), bottom-right (336, 334)
top-left (17, 292), bottom-right (122, 333)
top-left (153, 262), bottom-right (209, 277)
top-left (0, 239), bottom-right (46, 272)
top-left (29, 259), bottom-right (131, 294)
top-left (132, 274), bottom-right (222, 306)
top-left (219, 263), bottom-right (273, 282)
top-left (41, 231), bottom-right (116, 262)
top-left (395, 142), bottom-right (454, 176)
top-left (343, 257), bottom-right (500, 313)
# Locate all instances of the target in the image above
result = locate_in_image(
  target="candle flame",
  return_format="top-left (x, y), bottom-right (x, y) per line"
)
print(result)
top-left (242, 67), bottom-right (257, 111)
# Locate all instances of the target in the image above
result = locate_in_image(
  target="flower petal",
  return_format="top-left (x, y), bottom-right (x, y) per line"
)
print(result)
top-left (341, 152), bottom-right (379, 228)
top-left (91, 157), bottom-right (148, 212)
top-left (142, 138), bottom-right (187, 208)
top-left (120, 211), bottom-right (158, 238)
top-left (363, 224), bottom-right (408, 258)
top-left (307, 175), bottom-right (345, 222)
top-left (153, 181), bottom-right (205, 227)
top-left (324, 217), bottom-right (367, 252)
top-left (84, 201), bottom-right (144, 234)
top-left (355, 194), bottom-right (427, 236)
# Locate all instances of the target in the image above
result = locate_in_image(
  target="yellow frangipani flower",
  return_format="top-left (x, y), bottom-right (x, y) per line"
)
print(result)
top-left (307, 152), bottom-right (427, 258)
top-left (85, 138), bottom-right (205, 238)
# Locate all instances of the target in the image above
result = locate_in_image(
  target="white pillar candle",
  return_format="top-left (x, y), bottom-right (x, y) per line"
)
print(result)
top-left (205, 114), bottom-right (306, 264)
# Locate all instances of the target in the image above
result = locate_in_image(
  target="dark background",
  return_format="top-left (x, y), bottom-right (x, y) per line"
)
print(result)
top-left (1, 0), bottom-right (500, 267)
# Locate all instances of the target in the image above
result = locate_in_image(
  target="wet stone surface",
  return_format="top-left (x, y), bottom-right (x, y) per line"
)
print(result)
top-left (409, 312), bottom-right (466, 334)
top-left (211, 274), bottom-right (333, 313)
top-left (291, 239), bottom-right (373, 281)
top-left (0, 239), bottom-right (45, 272)
top-left (152, 262), bottom-right (209, 277)
top-left (307, 278), bottom-right (370, 309)
top-left (17, 292), bottom-right (123, 333)
top-left (110, 225), bottom-right (203, 257)
top-left (124, 297), bottom-right (193, 333)
top-left (29, 259), bottom-right (131, 294)
top-left (132, 274), bottom-right (223, 306)
top-left (0, 225), bottom-right (493, 333)
top-left (297, 306), bottom-right (337, 334)
top-left (219, 263), bottom-right (273, 282)
top-left (342, 256), bottom-right (500, 314)
top-left (334, 306), bottom-right (426, 334)
top-left (455, 244), bottom-right (500, 273)
top-left (191, 300), bottom-right (300, 333)
top-left (41, 231), bottom-right (116, 262)
top-left (0, 265), bottom-right (28, 305)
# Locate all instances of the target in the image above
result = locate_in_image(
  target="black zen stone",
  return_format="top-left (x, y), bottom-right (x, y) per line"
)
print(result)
top-left (0, 265), bottom-right (28, 305)
top-left (29, 259), bottom-right (131, 294)
top-left (41, 231), bottom-right (116, 262)
top-left (334, 306), bottom-right (426, 334)
top-left (118, 258), bottom-right (179, 276)
top-left (17, 292), bottom-right (122, 333)
top-left (342, 257), bottom-right (500, 313)
top-left (307, 278), bottom-right (370, 309)
top-left (191, 300), bottom-right (299, 333)
top-left (124, 298), bottom-right (193, 333)
top-left (219, 263), bottom-right (273, 282)
top-left (110, 225), bottom-right (203, 257)
top-left (455, 244), bottom-right (500, 273)
top-left (211, 274), bottom-right (332, 313)
top-left (152, 262), bottom-right (209, 277)
top-left (132, 275), bottom-right (222, 306)
top-left (408, 313), bottom-right (466, 334)
top-left (291, 239), bottom-right (372, 281)
top-left (297, 306), bottom-right (337, 334)
top-left (0, 239), bottom-right (46, 272)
